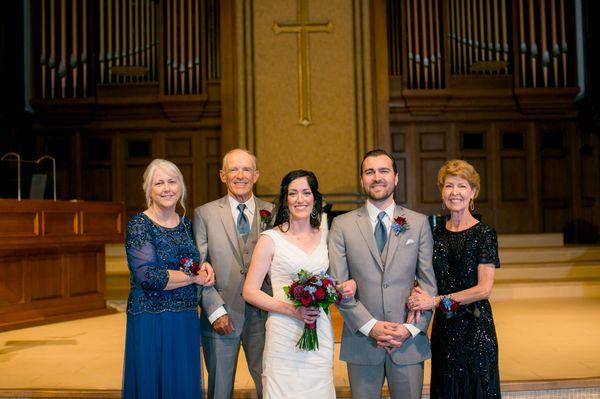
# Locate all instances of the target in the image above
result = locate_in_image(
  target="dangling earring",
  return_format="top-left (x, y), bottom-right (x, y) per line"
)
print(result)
top-left (470, 198), bottom-right (475, 211)
top-left (441, 202), bottom-right (445, 210)
top-left (310, 207), bottom-right (318, 218)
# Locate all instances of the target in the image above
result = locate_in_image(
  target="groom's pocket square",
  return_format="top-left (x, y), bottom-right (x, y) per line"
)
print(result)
top-left (405, 239), bottom-right (415, 245)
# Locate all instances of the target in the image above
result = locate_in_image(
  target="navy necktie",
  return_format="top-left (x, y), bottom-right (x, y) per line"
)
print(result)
top-left (237, 204), bottom-right (250, 235)
top-left (374, 211), bottom-right (387, 254)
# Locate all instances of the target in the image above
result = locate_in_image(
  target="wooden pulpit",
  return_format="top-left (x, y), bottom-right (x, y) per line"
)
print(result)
top-left (0, 200), bottom-right (124, 331)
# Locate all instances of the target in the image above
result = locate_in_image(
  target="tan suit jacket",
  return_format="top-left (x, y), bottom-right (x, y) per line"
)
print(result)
top-left (194, 195), bottom-right (274, 339)
top-left (328, 204), bottom-right (437, 365)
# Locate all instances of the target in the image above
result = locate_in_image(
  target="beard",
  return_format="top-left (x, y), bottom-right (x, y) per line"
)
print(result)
top-left (365, 184), bottom-right (395, 202)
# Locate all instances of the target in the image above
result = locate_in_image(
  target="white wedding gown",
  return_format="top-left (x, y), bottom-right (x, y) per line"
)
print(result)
top-left (261, 228), bottom-right (336, 399)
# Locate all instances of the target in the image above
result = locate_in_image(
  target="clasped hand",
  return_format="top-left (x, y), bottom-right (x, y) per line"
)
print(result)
top-left (336, 279), bottom-right (357, 299)
top-left (407, 286), bottom-right (433, 311)
top-left (192, 262), bottom-right (216, 286)
top-left (370, 321), bottom-right (411, 354)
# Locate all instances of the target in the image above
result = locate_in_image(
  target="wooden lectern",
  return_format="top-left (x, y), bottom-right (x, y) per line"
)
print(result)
top-left (0, 199), bottom-right (124, 331)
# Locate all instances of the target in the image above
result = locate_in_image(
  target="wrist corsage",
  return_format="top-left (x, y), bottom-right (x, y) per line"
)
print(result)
top-left (180, 257), bottom-right (200, 276)
top-left (436, 295), bottom-right (460, 318)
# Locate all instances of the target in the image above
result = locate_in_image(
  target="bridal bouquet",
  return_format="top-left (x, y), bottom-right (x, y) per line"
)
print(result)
top-left (284, 269), bottom-right (342, 351)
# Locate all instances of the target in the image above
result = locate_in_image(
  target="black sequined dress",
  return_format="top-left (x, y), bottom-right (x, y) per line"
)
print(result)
top-left (430, 222), bottom-right (501, 399)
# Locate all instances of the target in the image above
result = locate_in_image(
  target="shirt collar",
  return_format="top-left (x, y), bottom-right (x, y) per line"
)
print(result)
top-left (228, 194), bottom-right (256, 215)
top-left (366, 200), bottom-right (395, 223)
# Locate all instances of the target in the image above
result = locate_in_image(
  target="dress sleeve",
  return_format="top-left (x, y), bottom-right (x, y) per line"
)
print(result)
top-left (479, 226), bottom-right (501, 268)
top-left (125, 218), bottom-right (169, 290)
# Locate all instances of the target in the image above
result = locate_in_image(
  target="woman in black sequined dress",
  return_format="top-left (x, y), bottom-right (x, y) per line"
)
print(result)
top-left (408, 160), bottom-right (501, 399)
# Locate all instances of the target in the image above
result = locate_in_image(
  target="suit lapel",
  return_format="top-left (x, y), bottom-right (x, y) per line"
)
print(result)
top-left (356, 207), bottom-right (384, 270)
top-left (385, 205), bottom-right (404, 267)
top-left (218, 196), bottom-right (243, 263)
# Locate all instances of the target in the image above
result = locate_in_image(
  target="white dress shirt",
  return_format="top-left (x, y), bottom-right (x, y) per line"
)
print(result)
top-left (358, 200), bottom-right (420, 339)
top-left (207, 195), bottom-right (256, 324)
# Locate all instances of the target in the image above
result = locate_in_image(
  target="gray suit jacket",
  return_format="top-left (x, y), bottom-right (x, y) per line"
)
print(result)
top-left (194, 195), bottom-right (274, 339)
top-left (328, 204), bottom-right (437, 366)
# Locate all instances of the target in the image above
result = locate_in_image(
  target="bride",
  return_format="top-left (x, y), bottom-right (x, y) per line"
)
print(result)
top-left (243, 170), bottom-right (354, 398)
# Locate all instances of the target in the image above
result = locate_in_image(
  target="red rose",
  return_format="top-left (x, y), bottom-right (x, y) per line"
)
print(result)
top-left (293, 285), bottom-right (305, 300)
top-left (450, 300), bottom-right (460, 312)
top-left (395, 216), bottom-right (407, 225)
top-left (189, 262), bottom-right (200, 275)
top-left (314, 287), bottom-right (326, 301)
top-left (300, 292), bottom-right (313, 306)
top-left (322, 278), bottom-right (333, 288)
top-left (259, 209), bottom-right (271, 218)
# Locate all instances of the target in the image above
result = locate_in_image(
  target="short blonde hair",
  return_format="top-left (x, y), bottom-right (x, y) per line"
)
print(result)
top-left (221, 148), bottom-right (257, 171)
top-left (142, 159), bottom-right (187, 212)
top-left (437, 159), bottom-right (481, 198)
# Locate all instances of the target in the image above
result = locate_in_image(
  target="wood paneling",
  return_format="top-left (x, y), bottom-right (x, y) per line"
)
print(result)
top-left (0, 257), bottom-right (24, 305)
top-left (420, 158), bottom-right (446, 203)
top-left (83, 167), bottom-right (113, 202)
top-left (0, 212), bottom-right (39, 238)
top-left (167, 138), bottom-right (193, 157)
top-left (125, 165), bottom-right (147, 218)
top-left (0, 200), bottom-right (122, 330)
top-left (67, 252), bottom-right (100, 296)
top-left (543, 207), bottom-right (570, 233)
top-left (541, 157), bottom-right (570, 200)
top-left (501, 157), bottom-right (528, 201)
top-left (44, 211), bottom-right (78, 236)
top-left (30, 254), bottom-right (63, 301)
top-left (395, 158), bottom-right (407, 204)
top-left (420, 132), bottom-right (445, 152)
top-left (463, 156), bottom-right (488, 202)
top-left (387, 119), bottom-right (596, 237)
top-left (83, 212), bottom-right (122, 236)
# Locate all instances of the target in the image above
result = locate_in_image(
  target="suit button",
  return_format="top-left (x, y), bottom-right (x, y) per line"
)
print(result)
top-left (240, 269), bottom-right (246, 275)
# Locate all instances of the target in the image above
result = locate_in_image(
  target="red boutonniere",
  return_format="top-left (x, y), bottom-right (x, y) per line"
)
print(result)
top-left (259, 209), bottom-right (272, 229)
top-left (391, 216), bottom-right (410, 235)
top-left (180, 257), bottom-right (200, 276)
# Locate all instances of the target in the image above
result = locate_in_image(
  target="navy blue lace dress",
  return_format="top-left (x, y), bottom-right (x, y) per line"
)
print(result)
top-left (430, 222), bottom-right (501, 399)
top-left (122, 213), bottom-right (203, 399)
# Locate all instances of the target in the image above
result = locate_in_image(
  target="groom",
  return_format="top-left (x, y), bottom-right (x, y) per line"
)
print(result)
top-left (194, 148), bottom-right (274, 398)
top-left (328, 149), bottom-right (437, 399)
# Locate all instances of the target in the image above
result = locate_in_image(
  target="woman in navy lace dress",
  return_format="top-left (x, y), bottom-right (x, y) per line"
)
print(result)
top-left (122, 159), bottom-right (215, 399)
top-left (408, 160), bottom-right (501, 399)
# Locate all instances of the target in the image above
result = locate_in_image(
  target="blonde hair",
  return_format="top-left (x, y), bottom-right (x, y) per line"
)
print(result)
top-left (142, 159), bottom-right (187, 212)
top-left (437, 159), bottom-right (481, 198)
top-left (221, 148), bottom-right (257, 171)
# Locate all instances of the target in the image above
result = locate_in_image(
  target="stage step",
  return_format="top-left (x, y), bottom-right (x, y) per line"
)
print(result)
top-left (104, 237), bottom-right (600, 302)
top-left (493, 244), bottom-right (600, 301)
top-left (499, 245), bottom-right (600, 264)
top-left (498, 233), bottom-right (564, 248)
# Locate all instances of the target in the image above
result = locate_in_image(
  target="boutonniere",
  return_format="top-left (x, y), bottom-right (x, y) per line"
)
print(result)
top-left (391, 216), bottom-right (410, 235)
top-left (259, 209), bottom-right (272, 230)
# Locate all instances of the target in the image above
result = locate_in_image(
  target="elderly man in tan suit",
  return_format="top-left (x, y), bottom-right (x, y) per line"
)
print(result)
top-left (329, 149), bottom-right (437, 399)
top-left (194, 149), bottom-right (274, 399)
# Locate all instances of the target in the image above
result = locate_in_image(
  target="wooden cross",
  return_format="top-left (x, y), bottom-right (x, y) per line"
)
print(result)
top-left (273, 0), bottom-right (333, 127)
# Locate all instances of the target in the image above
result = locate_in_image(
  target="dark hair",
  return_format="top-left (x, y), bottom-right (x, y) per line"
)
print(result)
top-left (273, 170), bottom-right (323, 231)
top-left (360, 149), bottom-right (398, 174)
